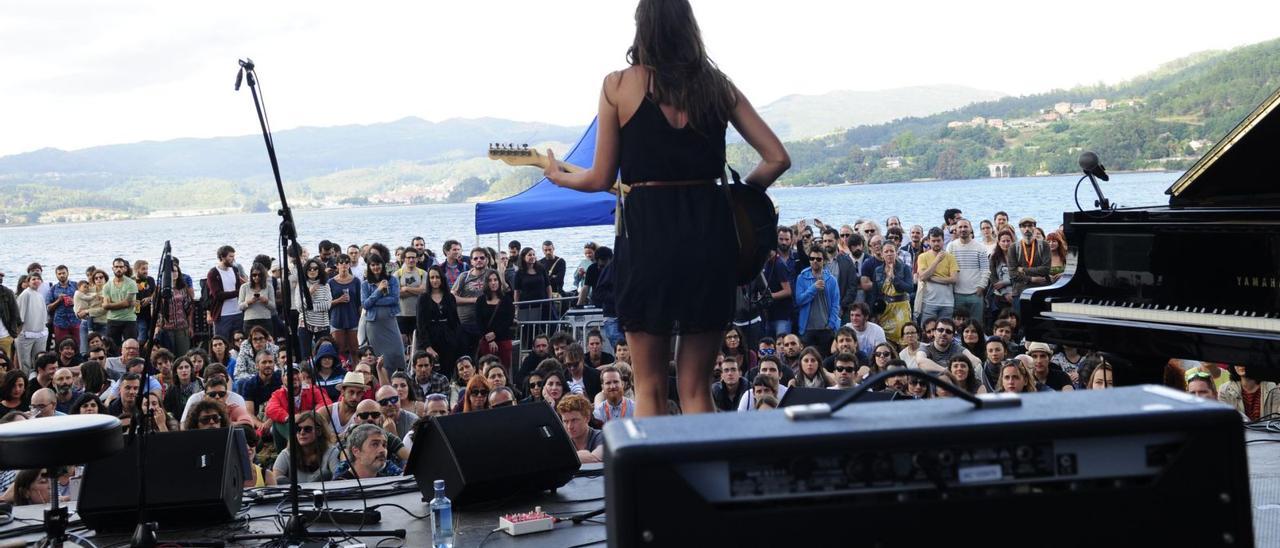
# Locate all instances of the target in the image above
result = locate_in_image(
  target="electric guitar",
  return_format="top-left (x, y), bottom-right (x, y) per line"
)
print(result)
top-left (487, 143), bottom-right (775, 284)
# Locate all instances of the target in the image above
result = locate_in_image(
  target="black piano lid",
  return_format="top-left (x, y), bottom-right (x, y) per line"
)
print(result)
top-left (1165, 82), bottom-right (1280, 207)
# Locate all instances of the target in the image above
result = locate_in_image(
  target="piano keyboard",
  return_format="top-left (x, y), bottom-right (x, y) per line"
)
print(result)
top-left (1051, 299), bottom-right (1280, 333)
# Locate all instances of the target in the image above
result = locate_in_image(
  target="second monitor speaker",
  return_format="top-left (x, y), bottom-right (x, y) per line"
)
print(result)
top-left (406, 403), bottom-right (579, 506)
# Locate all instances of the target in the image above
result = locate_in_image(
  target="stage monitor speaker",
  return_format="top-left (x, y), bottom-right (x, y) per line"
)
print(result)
top-left (604, 385), bottom-right (1252, 547)
top-left (78, 428), bottom-right (245, 531)
top-left (406, 403), bottom-right (579, 507)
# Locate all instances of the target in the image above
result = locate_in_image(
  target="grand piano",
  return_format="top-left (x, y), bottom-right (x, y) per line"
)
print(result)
top-left (1022, 83), bottom-right (1280, 385)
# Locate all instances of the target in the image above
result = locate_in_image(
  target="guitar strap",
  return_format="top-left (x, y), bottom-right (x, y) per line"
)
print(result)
top-left (616, 177), bottom-right (627, 237)
top-left (721, 163), bottom-right (746, 253)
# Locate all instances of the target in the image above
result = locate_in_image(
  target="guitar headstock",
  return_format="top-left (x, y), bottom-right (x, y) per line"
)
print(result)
top-left (487, 143), bottom-right (548, 169)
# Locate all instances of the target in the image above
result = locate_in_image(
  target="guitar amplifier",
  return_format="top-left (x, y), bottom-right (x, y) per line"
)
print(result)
top-left (604, 386), bottom-right (1252, 547)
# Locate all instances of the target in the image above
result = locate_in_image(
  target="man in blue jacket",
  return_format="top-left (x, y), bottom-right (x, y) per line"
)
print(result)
top-left (794, 248), bottom-right (841, 357)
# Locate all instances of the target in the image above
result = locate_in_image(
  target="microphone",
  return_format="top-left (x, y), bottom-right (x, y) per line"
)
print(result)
top-left (1078, 151), bottom-right (1109, 182)
top-left (234, 69), bottom-right (243, 91)
top-left (159, 240), bottom-right (173, 300)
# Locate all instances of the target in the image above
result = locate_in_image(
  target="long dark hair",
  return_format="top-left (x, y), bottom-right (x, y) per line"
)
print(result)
top-left (1, 370), bottom-right (24, 401)
top-left (209, 336), bottom-right (233, 364)
top-left (70, 392), bottom-right (105, 414)
top-left (627, 0), bottom-right (734, 133)
top-left (519, 247), bottom-right (544, 274)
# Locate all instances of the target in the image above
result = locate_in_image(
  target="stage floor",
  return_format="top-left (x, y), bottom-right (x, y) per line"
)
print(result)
top-left (4, 433), bottom-right (1280, 547)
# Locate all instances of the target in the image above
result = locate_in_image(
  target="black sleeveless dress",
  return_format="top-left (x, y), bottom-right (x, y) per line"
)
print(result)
top-left (614, 97), bottom-right (737, 335)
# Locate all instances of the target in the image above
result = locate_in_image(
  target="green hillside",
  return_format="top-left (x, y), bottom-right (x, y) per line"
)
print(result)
top-left (730, 37), bottom-right (1280, 185)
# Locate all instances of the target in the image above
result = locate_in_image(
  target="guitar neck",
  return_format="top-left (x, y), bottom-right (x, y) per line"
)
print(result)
top-left (488, 146), bottom-right (627, 196)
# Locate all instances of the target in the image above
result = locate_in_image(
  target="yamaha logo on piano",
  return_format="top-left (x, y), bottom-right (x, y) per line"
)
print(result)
top-left (1237, 276), bottom-right (1279, 288)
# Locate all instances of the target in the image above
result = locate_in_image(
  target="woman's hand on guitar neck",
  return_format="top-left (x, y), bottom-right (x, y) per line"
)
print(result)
top-left (543, 149), bottom-right (563, 181)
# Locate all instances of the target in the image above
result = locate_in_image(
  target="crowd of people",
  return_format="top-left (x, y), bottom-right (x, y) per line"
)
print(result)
top-left (0, 207), bottom-right (1274, 504)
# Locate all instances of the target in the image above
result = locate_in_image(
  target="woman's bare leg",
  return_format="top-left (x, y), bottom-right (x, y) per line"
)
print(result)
top-left (674, 331), bottom-right (720, 414)
top-left (627, 331), bottom-right (671, 417)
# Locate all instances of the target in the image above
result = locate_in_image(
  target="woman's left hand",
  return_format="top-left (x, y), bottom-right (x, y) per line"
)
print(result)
top-left (543, 149), bottom-right (560, 181)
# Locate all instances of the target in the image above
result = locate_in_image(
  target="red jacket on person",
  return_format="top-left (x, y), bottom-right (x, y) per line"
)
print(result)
top-left (264, 384), bottom-right (333, 423)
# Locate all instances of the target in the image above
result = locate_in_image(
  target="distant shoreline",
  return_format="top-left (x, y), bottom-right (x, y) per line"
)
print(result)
top-left (0, 169), bottom-right (1181, 229)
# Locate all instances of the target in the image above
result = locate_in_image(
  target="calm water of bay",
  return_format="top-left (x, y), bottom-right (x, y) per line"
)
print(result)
top-left (0, 171), bottom-right (1178, 284)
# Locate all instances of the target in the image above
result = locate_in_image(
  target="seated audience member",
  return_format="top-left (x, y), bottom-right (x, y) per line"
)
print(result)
top-left (755, 394), bottom-right (780, 411)
top-left (742, 375), bottom-right (780, 412)
top-left (593, 365), bottom-right (635, 422)
top-left (375, 384), bottom-right (419, 437)
top-left (264, 364), bottom-right (333, 448)
top-left (738, 357), bottom-right (788, 411)
top-left (1186, 372), bottom-right (1218, 401)
top-left (830, 352), bottom-right (861, 389)
top-left (184, 399), bottom-right (231, 430)
top-left (273, 411), bottom-right (341, 483)
top-left (1084, 359), bottom-right (1114, 390)
top-left (5, 468), bottom-right (68, 505)
top-left (239, 425), bottom-right (277, 488)
top-left (344, 399), bottom-right (411, 464)
top-left (333, 423), bottom-right (403, 480)
top-left (456, 375), bottom-right (492, 414)
top-left (180, 364), bottom-right (246, 423)
top-left (558, 394), bottom-right (603, 464)
top-left (488, 386), bottom-right (516, 408)
top-left (997, 360), bottom-right (1038, 394)
top-left (69, 392), bottom-right (104, 415)
top-left (1218, 365), bottom-right (1280, 422)
top-left (1026, 342), bottom-right (1073, 391)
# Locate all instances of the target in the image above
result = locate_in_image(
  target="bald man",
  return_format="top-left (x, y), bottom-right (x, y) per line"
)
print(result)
top-left (346, 399), bottom-right (411, 464)
top-left (375, 385), bottom-right (418, 437)
top-left (29, 388), bottom-right (61, 418)
top-left (52, 368), bottom-right (82, 414)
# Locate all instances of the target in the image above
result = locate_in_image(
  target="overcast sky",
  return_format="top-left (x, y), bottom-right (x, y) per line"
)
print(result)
top-left (2, 0), bottom-right (1277, 157)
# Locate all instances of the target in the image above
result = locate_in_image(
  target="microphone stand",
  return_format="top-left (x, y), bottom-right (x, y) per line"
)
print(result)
top-left (1085, 171), bottom-right (1111, 211)
top-left (128, 241), bottom-right (173, 547)
top-left (228, 58), bottom-right (404, 545)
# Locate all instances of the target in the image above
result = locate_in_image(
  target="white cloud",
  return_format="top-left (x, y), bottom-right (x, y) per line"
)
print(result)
top-left (1, 0), bottom-right (1277, 156)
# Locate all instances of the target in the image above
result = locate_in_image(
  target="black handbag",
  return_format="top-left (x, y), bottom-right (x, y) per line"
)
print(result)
top-left (721, 165), bottom-right (779, 285)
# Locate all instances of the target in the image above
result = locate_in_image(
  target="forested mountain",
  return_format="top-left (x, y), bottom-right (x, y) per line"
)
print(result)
top-left (729, 38), bottom-right (1280, 185)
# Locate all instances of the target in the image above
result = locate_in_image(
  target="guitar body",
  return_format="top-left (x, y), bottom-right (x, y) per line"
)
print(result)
top-left (727, 182), bottom-right (779, 285)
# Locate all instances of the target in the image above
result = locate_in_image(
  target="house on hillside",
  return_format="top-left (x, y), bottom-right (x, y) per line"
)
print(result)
top-left (882, 156), bottom-right (904, 169)
top-left (1054, 102), bottom-right (1072, 115)
top-left (1090, 99), bottom-right (1109, 111)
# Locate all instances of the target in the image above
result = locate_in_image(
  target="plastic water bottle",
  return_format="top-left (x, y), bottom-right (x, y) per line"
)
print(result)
top-left (429, 479), bottom-right (454, 548)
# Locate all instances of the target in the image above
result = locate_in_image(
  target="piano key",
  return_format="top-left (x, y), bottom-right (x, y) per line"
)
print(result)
top-left (1051, 301), bottom-right (1280, 333)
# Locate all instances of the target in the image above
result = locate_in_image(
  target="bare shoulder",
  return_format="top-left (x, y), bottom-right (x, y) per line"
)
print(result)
top-left (609, 66), bottom-right (648, 98)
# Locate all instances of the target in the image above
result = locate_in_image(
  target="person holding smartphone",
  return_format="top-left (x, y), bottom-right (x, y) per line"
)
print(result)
top-left (238, 263), bottom-right (275, 338)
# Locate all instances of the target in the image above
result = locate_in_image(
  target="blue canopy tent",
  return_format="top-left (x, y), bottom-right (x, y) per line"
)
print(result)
top-left (474, 117), bottom-right (615, 235)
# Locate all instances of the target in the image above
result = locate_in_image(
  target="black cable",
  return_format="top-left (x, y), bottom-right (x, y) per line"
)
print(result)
top-left (367, 503), bottom-right (429, 520)
top-left (477, 528), bottom-right (502, 548)
top-left (568, 506), bottom-right (606, 524)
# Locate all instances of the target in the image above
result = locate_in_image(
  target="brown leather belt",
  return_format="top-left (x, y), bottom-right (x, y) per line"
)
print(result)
top-left (629, 179), bottom-right (717, 188)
